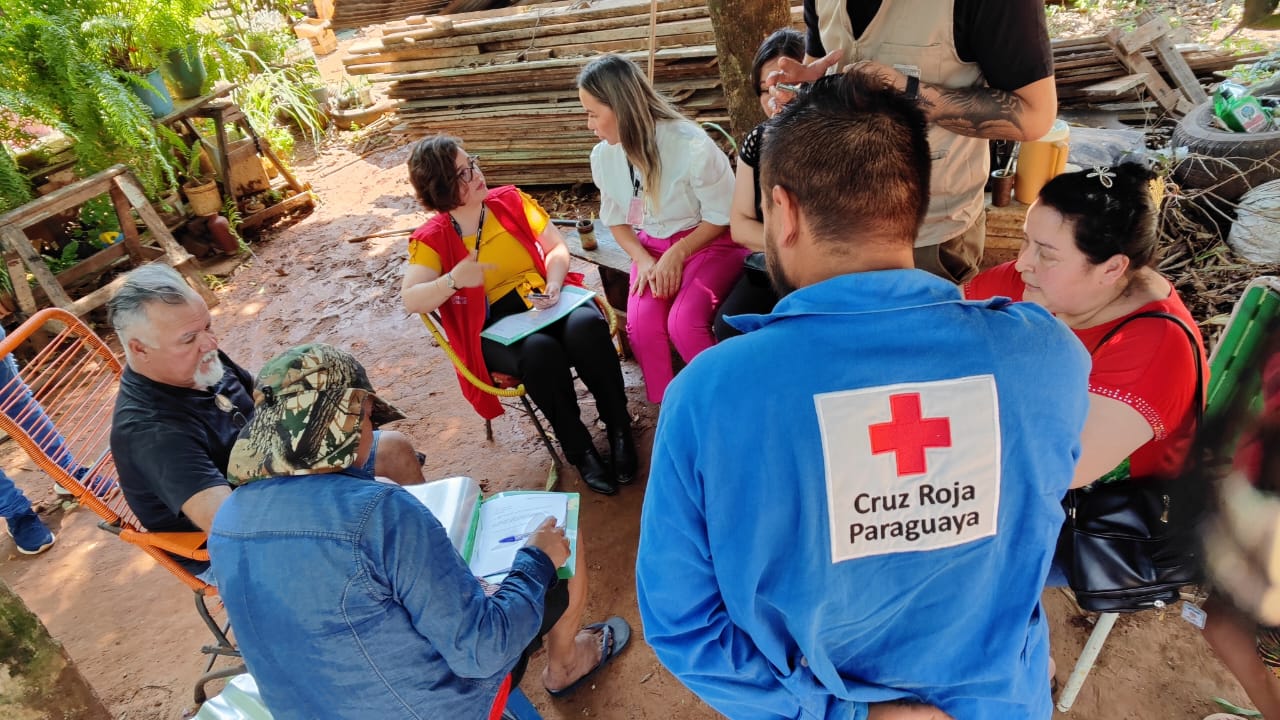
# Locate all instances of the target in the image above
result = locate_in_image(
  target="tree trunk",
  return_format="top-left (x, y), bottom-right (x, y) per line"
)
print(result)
top-left (706, 0), bottom-right (791, 142)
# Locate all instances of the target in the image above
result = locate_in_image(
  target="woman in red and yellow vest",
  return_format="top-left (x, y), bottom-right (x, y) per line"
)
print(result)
top-left (401, 135), bottom-right (634, 495)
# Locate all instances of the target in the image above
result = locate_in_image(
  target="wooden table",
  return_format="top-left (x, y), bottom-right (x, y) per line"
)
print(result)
top-left (555, 219), bottom-right (632, 315)
top-left (0, 165), bottom-right (217, 320)
top-left (156, 87), bottom-right (314, 230)
top-left (555, 219), bottom-right (635, 358)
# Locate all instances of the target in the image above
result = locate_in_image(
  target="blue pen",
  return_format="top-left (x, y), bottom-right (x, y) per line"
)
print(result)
top-left (498, 531), bottom-right (535, 544)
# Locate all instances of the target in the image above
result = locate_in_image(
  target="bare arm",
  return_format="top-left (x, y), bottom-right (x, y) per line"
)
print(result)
top-left (182, 485), bottom-right (232, 532)
top-left (536, 222), bottom-right (571, 294)
top-left (729, 160), bottom-right (764, 253)
top-left (920, 74), bottom-right (1057, 142)
top-left (1069, 393), bottom-right (1155, 489)
top-left (844, 61), bottom-right (1056, 141)
top-left (401, 263), bottom-right (454, 315)
top-left (401, 254), bottom-right (495, 315)
top-left (647, 221), bottom-right (729, 299)
top-left (772, 55), bottom-right (1056, 142)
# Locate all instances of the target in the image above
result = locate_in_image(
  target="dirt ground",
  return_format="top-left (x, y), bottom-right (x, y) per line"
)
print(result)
top-left (1, 6), bottom-right (1276, 719)
top-left (0, 127), bottom-right (1257, 720)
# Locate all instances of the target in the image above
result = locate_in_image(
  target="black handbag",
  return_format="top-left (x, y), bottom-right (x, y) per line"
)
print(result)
top-left (1056, 311), bottom-right (1205, 613)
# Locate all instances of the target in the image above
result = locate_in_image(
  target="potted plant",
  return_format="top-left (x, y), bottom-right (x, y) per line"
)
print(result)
top-left (177, 137), bottom-right (221, 217)
top-left (331, 75), bottom-right (397, 131)
top-left (0, 5), bottom-right (174, 195)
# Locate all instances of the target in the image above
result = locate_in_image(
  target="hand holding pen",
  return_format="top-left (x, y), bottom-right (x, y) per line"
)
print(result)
top-left (523, 516), bottom-right (570, 568)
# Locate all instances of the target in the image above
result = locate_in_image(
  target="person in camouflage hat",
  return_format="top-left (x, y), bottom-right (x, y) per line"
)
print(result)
top-left (109, 265), bottom-right (427, 576)
top-left (228, 343), bottom-right (406, 484)
top-left (208, 344), bottom-right (630, 719)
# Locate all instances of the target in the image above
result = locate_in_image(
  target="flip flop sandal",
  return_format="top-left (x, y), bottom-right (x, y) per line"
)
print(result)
top-left (546, 616), bottom-right (631, 698)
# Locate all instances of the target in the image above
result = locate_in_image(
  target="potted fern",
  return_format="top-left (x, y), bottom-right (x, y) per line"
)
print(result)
top-left (177, 137), bottom-right (221, 217)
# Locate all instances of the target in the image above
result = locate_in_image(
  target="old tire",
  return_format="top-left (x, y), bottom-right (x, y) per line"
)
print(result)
top-left (1170, 99), bottom-right (1280, 203)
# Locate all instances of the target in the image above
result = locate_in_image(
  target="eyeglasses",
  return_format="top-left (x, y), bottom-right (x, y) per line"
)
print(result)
top-left (214, 393), bottom-right (248, 431)
top-left (456, 155), bottom-right (481, 183)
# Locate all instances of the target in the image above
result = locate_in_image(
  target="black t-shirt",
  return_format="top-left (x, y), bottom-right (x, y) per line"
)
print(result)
top-left (111, 352), bottom-right (255, 545)
top-left (801, 0), bottom-right (1053, 92)
top-left (739, 123), bottom-right (766, 221)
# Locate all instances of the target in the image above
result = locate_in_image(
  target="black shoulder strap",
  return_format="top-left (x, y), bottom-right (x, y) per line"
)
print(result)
top-left (1091, 311), bottom-right (1204, 426)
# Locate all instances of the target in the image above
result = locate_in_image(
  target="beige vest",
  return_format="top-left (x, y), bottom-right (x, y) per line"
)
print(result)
top-left (816, 0), bottom-right (988, 247)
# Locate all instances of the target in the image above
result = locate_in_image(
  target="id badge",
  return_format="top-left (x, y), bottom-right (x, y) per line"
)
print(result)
top-left (626, 196), bottom-right (644, 225)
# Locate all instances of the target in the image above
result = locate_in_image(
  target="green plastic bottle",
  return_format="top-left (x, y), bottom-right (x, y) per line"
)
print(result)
top-left (1214, 82), bottom-right (1272, 133)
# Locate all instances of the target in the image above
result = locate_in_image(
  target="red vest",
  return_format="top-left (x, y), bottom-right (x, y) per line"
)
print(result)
top-left (410, 185), bottom-right (579, 419)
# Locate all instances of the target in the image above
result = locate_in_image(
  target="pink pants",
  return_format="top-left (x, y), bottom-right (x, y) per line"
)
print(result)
top-left (627, 227), bottom-right (747, 403)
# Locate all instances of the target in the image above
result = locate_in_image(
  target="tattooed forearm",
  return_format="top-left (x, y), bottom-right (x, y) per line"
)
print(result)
top-left (926, 85), bottom-right (1027, 141)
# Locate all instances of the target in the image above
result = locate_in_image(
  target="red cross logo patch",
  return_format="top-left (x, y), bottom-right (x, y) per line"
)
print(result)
top-left (815, 376), bottom-right (1001, 563)
top-left (868, 393), bottom-right (952, 476)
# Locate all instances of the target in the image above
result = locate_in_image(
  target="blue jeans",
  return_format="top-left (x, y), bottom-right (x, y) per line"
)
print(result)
top-left (0, 326), bottom-right (75, 474)
top-left (0, 468), bottom-right (33, 519)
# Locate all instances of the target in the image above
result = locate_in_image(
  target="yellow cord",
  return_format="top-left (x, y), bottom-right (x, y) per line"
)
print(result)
top-left (420, 293), bottom-right (619, 397)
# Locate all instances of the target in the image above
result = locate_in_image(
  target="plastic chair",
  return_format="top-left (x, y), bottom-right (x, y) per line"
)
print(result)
top-left (0, 307), bottom-right (243, 705)
top-left (1056, 276), bottom-right (1280, 712)
top-left (418, 294), bottom-right (621, 470)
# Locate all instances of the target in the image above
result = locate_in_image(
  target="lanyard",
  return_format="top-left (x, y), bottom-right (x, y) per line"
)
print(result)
top-left (448, 202), bottom-right (487, 257)
top-left (627, 163), bottom-right (642, 198)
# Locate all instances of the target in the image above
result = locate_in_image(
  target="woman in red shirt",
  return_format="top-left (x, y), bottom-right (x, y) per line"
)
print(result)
top-left (965, 162), bottom-right (1205, 491)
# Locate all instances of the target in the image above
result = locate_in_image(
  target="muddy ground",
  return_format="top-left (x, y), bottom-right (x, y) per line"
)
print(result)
top-left (1, 5), bottom-right (1277, 718)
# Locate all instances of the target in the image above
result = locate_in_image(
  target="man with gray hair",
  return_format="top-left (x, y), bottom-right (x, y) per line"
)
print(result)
top-left (109, 265), bottom-right (425, 574)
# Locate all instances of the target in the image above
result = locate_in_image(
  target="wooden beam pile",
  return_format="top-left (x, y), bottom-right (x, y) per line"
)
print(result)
top-left (343, 0), bottom-right (1261, 186)
top-left (344, 0), bottom-right (801, 186)
top-left (1053, 33), bottom-right (1262, 110)
top-left (333, 0), bottom-right (463, 30)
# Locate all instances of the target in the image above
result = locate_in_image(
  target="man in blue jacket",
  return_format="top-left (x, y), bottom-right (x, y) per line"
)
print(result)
top-left (636, 73), bottom-right (1090, 720)
top-left (209, 344), bottom-right (628, 719)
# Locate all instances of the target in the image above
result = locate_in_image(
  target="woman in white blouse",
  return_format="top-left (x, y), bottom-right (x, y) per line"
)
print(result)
top-left (578, 54), bottom-right (745, 404)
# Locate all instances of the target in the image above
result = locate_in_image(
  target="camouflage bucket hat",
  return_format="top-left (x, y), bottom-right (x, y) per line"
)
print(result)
top-left (227, 343), bottom-right (405, 485)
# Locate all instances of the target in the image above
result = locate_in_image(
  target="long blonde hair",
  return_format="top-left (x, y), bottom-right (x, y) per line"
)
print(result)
top-left (577, 54), bottom-right (690, 204)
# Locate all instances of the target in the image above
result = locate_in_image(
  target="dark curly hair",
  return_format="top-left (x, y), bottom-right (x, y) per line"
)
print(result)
top-left (1036, 161), bottom-right (1159, 269)
top-left (407, 134), bottom-right (466, 212)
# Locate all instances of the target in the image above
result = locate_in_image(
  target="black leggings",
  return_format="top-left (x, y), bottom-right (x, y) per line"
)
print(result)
top-left (481, 302), bottom-right (628, 460)
top-left (712, 253), bottom-right (779, 341)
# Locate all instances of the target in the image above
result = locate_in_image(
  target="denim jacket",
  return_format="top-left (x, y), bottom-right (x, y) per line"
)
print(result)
top-left (208, 472), bottom-right (557, 720)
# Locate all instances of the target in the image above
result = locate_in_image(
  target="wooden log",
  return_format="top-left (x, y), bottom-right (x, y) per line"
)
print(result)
top-left (1080, 73), bottom-right (1150, 97)
top-left (1139, 9), bottom-right (1210, 105)
top-left (1104, 27), bottom-right (1194, 115)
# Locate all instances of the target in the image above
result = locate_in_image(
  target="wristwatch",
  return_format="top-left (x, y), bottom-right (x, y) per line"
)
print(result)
top-left (444, 271), bottom-right (457, 291)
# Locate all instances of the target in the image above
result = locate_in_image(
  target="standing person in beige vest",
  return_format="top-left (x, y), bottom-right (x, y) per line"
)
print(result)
top-left (772, 0), bottom-right (1057, 282)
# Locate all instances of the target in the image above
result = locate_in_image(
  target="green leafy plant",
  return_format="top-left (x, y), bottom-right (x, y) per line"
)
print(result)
top-left (41, 239), bottom-right (81, 274)
top-left (233, 63), bottom-right (326, 159)
top-left (70, 195), bottom-right (122, 246)
top-left (0, 147), bottom-right (33, 215)
top-left (0, 4), bottom-right (175, 194)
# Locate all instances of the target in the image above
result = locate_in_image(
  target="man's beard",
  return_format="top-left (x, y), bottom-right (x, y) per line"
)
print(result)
top-left (763, 226), bottom-right (797, 298)
top-left (193, 351), bottom-right (225, 390)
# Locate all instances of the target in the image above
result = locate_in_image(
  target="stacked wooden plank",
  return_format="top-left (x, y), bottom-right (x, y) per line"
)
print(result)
top-left (343, 0), bottom-right (799, 185)
top-left (343, 0), bottom-right (1261, 185)
top-left (333, 0), bottom-right (450, 30)
top-left (1053, 34), bottom-right (1262, 109)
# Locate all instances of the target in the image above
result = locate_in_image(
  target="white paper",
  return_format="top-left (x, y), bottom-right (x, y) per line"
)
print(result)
top-left (479, 285), bottom-right (595, 345)
top-left (403, 476), bottom-right (481, 553)
top-left (469, 493), bottom-right (569, 579)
